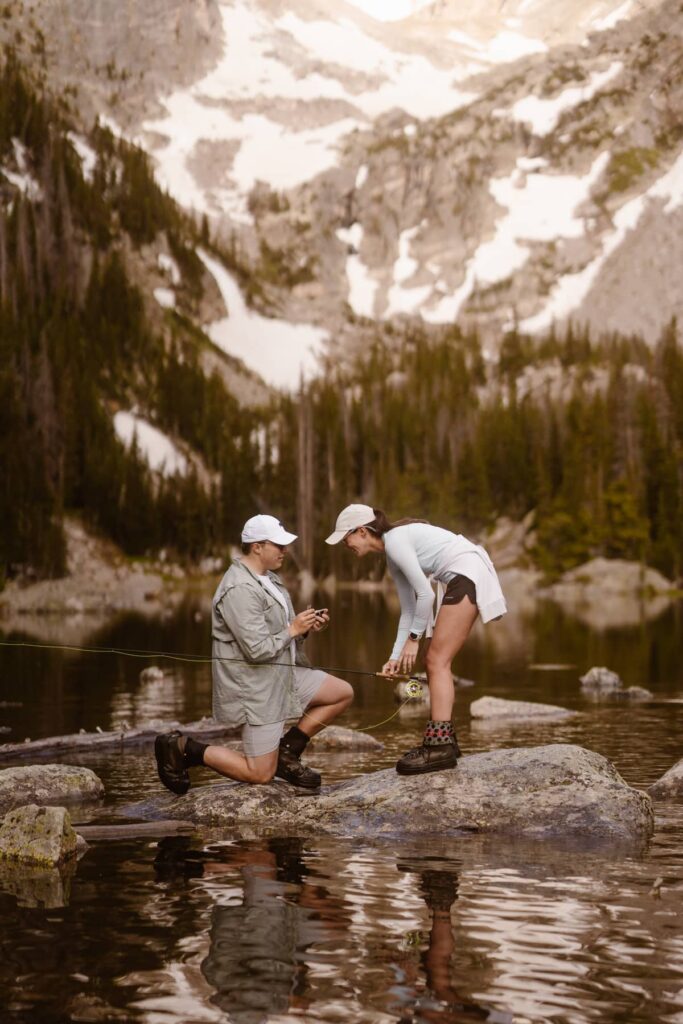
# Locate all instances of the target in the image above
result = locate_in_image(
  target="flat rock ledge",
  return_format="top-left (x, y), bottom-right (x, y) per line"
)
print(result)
top-left (0, 765), bottom-right (104, 815)
top-left (649, 758), bottom-right (683, 800)
top-left (470, 696), bottom-right (577, 720)
top-left (124, 744), bottom-right (653, 843)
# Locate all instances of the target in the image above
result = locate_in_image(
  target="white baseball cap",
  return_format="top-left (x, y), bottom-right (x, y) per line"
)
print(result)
top-left (325, 503), bottom-right (375, 545)
top-left (241, 514), bottom-right (297, 546)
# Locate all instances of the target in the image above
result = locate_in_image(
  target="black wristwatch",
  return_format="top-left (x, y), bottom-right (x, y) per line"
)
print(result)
top-left (408, 631), bottom-right (422, 642)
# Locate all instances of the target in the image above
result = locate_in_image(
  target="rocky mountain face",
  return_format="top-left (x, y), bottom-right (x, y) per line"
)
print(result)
top-left (254, 0), bottom-right (683, 348)
top-left (5, 0), bottom-right (680, 355)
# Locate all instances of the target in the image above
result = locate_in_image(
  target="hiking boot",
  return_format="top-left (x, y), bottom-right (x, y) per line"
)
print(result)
top-left (154, 730), bottom-right (190, 795)
top-left (275, 746), bottom-right (321, 790)
top-left (396, 739), bottom-right (461, 776)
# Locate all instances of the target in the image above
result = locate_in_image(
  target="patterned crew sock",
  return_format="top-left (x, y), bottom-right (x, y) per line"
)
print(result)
top-left (423, 720), bottom-right (454, 746)
top-left (280, 725), bottom-right (310, 757)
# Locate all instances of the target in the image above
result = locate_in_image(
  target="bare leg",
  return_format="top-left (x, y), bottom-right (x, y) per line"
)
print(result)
top-left (425, 600), bottom-right (478, 720)
top-left (297, 674), bottom-right (353, 738)
top-left (203, 745), bottom-right (279, 784)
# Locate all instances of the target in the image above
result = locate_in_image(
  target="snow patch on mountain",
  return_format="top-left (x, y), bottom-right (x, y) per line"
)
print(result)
top-left (511, 62), bottom-right (624, 135)
top-left (141, 0), bottom-right (478, 219)
top-left (114, 412), bottom-right (188, 476)
top-left (520, 147), bottom-right (683, 332)
top-left (337, 224), bottom-right (378, 317)
top-left (198, 250), bottom-right (327, 389)
top-left (403, 152), bottom-right (610, 324)
top-left (67, 133), bottom-right (97, 182)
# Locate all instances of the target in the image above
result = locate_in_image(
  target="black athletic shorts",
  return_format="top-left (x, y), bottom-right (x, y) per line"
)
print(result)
top-left (442, 574), bottom-right (477, 606)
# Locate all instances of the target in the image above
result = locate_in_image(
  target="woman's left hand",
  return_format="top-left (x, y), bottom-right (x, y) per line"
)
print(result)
top-left (398, 638), bottom-right (419, 675)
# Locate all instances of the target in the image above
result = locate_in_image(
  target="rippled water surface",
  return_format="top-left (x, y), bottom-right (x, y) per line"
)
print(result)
top-left (1, 588), bottom-right (682, 1023)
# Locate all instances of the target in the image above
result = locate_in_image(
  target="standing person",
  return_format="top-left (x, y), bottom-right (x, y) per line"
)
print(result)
top-left (326, 505), bottom-right (506, 775)
top-left (155, 515), bottom-right (353, 793)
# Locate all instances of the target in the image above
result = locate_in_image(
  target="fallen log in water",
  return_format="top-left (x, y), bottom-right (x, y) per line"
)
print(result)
top-left (0, 718), bottom-right (239, 762)
top-left (75, 820), bottom-right (196, 840)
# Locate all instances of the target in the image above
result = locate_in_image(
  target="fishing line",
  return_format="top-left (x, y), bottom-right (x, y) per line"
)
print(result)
top-left (0, 640), bottom-right (427, 732)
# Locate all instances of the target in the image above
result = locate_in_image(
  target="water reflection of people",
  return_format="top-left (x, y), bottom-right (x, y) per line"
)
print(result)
top-left (395, 860), bottom-right (490, 1023)
top-left (155, 837), bottom-right (347, 1024)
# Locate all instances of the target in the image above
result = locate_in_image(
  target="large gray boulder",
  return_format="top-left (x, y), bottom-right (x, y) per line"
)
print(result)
top-left (125, 744), bottom-right (653, 843)
top-left (0, 805), bottom-right (77, 866)
top-left (470, 696), bottom-right (577, 720)
top-left (0, 765), bottom-right (104, 815)
top-left (649, 758), bottom-right (683, 800)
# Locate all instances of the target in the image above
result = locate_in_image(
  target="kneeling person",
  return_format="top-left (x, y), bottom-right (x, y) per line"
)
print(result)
top-left (155, 515), bottom-right (353, 792)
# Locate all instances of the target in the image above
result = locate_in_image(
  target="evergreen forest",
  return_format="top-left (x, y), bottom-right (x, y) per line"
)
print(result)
top-left (1, 52), bottom-right (682, 586)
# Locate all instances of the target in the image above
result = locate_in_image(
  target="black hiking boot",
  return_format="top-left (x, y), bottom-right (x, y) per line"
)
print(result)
top-left (275, 746), bottom-right (321, 790)
top-left (154, 730), bottom-right (190, 795)
top-left (396, 737), bottom-right (461, 776)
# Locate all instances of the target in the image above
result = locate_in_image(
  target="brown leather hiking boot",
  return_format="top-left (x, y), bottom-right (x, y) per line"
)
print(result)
top-left (275, 747), bottom-right (321, 789)
top-left (154, 730), bottom-right (190, 795)
top-left (396, 738), bottom-right (461, 776)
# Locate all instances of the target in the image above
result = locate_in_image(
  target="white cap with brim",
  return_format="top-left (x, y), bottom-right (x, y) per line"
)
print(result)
top-left (241, 514), bottom-right (298, 545)
top-left (325, 503), bottom-right (375, 545)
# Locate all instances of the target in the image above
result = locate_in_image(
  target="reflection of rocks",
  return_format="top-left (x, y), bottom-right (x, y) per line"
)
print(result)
top-left (0, 765), bottom-right (104, 814)
top-left (580, 666), bottom-right (653, 702)
top-left (541, 558), bottom-right (676, 630)
top-left (125, 744), bottom-right (654, 843)
top-left (649, 758), bottom-right (683, 800)
top-left (0, 805), bottom-right (77, 867)
top-left (0, 854), bottom-right (77, 908)
top-left (310, 726), bottom-right (383, 751)
top-left (470, 696), bottom-right (577, 721)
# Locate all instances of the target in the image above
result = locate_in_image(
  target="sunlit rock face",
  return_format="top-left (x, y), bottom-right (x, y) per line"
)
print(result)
top-left (127, 744), bottom-right (654, 842)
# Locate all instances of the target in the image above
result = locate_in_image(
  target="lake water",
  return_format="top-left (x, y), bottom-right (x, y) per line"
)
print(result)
top-left (1, 587), bottom-right (682, 1023)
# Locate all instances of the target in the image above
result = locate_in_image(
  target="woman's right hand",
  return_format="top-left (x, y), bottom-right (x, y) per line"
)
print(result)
top-left (380, 659), bottom-right (402, 677)
top-left (289, 608), bottom-right (319, 638)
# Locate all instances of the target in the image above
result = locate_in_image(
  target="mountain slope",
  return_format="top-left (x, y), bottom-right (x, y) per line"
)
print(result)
top-left (251, 0), bottom-right (683, 345)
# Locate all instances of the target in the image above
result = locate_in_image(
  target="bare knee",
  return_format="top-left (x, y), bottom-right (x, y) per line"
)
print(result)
top-left (340, 681), bottom-right (354, 708)
top-left (247, 764), bottom-right (276, 784)
top-left (425, 648), bottom-right (450, 675)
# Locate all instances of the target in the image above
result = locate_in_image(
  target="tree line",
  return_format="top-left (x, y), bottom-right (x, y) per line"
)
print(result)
top-left (1, 50), bottom-right (681, 586)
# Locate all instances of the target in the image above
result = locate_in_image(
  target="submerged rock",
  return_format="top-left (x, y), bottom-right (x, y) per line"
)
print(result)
top-left (580, 666), bottom-right (624, 692)
top-left (125, 744), bottom-right (653, 843)
top-left (0, 765), bottom-right (104, 814)
top-left (579, 667), bottom-right (653, 701)
top-left (470, 696), bottom-right (577, 720)
top-left (309, 726), bottom-right (383, 751)
top-left (0, 805), bottom-right (77, 866)
top-left (649, 758), bottom-right (683, 800)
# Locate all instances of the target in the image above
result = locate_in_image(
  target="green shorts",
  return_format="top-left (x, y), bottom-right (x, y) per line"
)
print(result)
top-left (241, 667), bottom-right (327, 757)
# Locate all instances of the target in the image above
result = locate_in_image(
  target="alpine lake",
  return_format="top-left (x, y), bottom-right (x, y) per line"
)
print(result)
top-left (1, 583), bottom-right (682, 1024)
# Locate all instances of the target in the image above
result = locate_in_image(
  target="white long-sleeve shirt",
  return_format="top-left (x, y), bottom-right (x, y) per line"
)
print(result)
top-left (384, 523), bottom-right (507, 660)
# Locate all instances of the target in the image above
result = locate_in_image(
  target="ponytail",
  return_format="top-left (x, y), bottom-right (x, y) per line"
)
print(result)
top-left (367, 508), bottom-right (428, 536)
